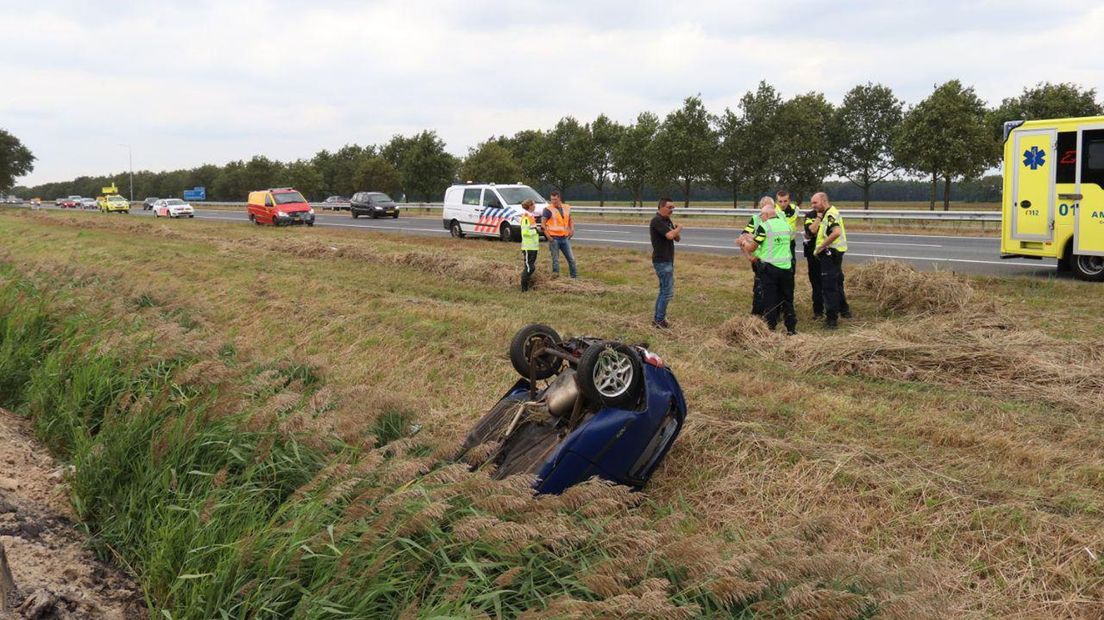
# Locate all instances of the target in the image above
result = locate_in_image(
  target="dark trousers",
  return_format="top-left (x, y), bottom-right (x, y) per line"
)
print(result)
top-left (819, 249), bottom-right (849, 322)
top-left (761, 263), bottom-right (797, 333)
top-left (750, 261), bottom-right (765, 315)
top-left (804, 241), bottom-right (823, 316)
top-left (521, 250), bottom-right (537, 291)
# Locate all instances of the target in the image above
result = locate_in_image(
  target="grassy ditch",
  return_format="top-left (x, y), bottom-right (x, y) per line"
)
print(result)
top-left (0, 209), bottom-right (1101, 617)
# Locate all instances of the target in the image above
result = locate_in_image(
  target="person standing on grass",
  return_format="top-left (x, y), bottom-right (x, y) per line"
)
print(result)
top-left (775, 189), bottom-right (798, 271)
top-left (740, 198), bottom-right (797, 335)
top-left (542, 190), bottom-right (577, 278)
top-left (739, 208), bottom-right (765, 316)
top-left (519, 199), bottom-right (540, 292)
top-left (806, 191), bottom-right (851, 329)
top-left (802, 201), bottom-right (823, 319)
top-left (650, 197), bottom-right (682, 329)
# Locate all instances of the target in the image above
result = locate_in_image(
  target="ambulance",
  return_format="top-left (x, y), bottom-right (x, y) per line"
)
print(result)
top-left (1001, 116), bottom-right (1104, 280)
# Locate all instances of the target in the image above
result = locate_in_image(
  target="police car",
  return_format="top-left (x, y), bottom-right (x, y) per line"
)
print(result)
top-left (442, 183), bottom-right (546, 242)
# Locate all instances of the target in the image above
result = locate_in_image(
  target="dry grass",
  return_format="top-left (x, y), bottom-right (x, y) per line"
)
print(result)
top-left (3, 208), bottom-right (1104, 617)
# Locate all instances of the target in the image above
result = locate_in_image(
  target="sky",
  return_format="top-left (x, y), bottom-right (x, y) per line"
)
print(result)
top-left (4, 0), bottom-right (1103, 186)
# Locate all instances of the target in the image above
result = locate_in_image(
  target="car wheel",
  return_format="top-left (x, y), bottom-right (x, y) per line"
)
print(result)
top-left (392, 212), bottom-right (399, 219)
top-left (249, 214), bottom-right (258, 225)
top-left (307, 222), bottom-right (314, 227)
top-left (371, 211), bottom-right (379, 219)
top-left (352, 211), bottom-right (359, 219)
top-left (500, 223), bottom-right (514, 242)
top-left (189, 214), bottom-right (194, 218)
top-left (449, 220), bottom-right (464, 239)
top-left (509, 323), bottom-right (563, 381)
top-left (1073, 254), bottom-right (1104, 282)
top-left (577, 342), bottom-right (644, 409)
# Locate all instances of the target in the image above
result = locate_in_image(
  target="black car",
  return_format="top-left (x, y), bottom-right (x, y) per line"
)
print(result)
top-left (142, 197), bottom-right (159, 211)
top-left (350, 192), bottom-right (398, 219)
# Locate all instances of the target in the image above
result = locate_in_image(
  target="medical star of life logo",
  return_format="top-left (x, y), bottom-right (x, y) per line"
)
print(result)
top-left (1023, 146), bottom-right (1046, 170)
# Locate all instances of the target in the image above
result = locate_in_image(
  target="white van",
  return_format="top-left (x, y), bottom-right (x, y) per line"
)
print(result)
top-left (442, 183), bottom-right (547, 242)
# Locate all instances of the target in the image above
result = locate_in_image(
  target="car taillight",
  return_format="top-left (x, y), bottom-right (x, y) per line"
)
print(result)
top-left (641, 348), bottom-right (664, 368)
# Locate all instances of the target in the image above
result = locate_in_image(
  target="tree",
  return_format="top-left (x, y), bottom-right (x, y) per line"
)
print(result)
top-left (540, 118), bottom-right (590, 192)
top-left (990, 82), bottom-right (1103, 138)
top-left (612, 112), bottom-right (659, 207)
top-left (832, 83), bottom-right (903, 209)
top-left (582, 114), bottom-right (624, 206)
top-left (712, 108), bottom-right (751, 207)
top-left (774, 93), bottom-right (835, 204)
top-left (459, 141), bottom-right (523, 184)
top-left (735, 82), bottom-right (782, 200)
top-left (0, 129), bottom-right (35, 191)
top-left (495, 130), bottom-right (546, 187)
top-left (895, 80), bottom-right (996, 210)
top-left (393, 131), bottom-right (457, 202)
top-left (352, 156), bottom-right (402, 196)
top-left (285, 159), bottom-right (325, 199)
top-left (651, 95), bottom-right (717, 206)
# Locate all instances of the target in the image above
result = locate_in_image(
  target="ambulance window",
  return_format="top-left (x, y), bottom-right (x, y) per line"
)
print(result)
top-left (1082, 129), bottom-right (1104, 188)
top-left (462, 188), bottom-right (481, 205)
top-left (1056, 132), bottom-right (1076, 184)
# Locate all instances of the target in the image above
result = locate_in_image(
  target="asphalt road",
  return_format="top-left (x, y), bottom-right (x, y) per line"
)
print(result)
top-left (31, 205), bottom-right (1060, 277)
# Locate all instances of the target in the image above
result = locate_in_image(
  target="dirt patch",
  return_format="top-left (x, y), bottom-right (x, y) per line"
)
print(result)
top-left (0, 409), bottom-right (144, 619)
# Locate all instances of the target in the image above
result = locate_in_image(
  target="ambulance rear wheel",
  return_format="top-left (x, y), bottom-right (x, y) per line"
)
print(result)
top-left (450, 220), bottom-right (464, 238)
top-left (500, 223), bottom-right (514, 242)
top-left (1073, 255), bottom-right (1104, 282)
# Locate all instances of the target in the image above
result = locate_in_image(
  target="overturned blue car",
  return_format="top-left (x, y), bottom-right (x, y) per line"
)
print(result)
top-left (459, 324), bottom-right (687, 494)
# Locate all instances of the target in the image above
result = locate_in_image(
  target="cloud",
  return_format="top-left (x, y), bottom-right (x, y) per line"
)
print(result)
top-left (2, 0), bottom-right (1102, 185)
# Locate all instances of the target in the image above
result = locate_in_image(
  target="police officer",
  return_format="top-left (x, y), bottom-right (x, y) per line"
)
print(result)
top-left (775, 189), bottom-right (798, 271)
top-left (740, 197), bottom-right (797, 334)
top-left (802, 202), bottom-right (823, 319)
top-left (807, 192), bottom-right (851, 329)
top-left (519, 199), bottom-right (540, 291)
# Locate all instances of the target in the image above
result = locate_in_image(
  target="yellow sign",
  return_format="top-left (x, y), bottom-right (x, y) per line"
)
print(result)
top-left (101, 183), bottom-right (119, 195)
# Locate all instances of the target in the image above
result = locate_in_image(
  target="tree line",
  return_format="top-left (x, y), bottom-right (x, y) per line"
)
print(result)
top-left (12, 81), bottom-right (1102, 209)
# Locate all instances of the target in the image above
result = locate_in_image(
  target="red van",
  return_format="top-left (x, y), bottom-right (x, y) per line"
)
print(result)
top-left (247, 188), bottom-right (316, 226)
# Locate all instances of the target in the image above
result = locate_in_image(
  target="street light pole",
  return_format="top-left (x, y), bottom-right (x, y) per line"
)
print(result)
top-left (118, 143), bottom-right (133, 201)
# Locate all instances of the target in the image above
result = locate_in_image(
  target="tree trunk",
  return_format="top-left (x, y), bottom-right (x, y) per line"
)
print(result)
top-left (682, 178), bottom-right (691, 208)
top-left (863, 184), bottom-right (871, 210)
top-left (943, 176), bottom-right (952, 211)
top-left (929, 171), bottom-right (937, 211)
top-left (732, 181), bottom-right (739, 208)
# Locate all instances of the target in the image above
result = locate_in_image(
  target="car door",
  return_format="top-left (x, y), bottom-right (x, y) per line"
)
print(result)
top-left (460, 188), bottom-right (483, 234)
top-left (478, 189), bottom-right (505, 235)
top-left (264, 193), bottom-right (275, 224)
top-left (1074, 126), bottom-right (1104, 257)
top-left (1010, 128), bottom-right (1057, 242)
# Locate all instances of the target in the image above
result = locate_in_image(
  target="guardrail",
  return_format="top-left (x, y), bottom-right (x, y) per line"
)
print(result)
top-left (196, 202), bottom-right (1002, 221)
top-left (5, 201), bottom-right (1002, 222)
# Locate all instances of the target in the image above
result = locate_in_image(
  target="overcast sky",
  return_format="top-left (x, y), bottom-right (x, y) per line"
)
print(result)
top-left (4, 0), bottom-right (1103, 186)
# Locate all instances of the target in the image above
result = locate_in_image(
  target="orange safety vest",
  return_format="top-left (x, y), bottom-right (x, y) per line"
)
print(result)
top-left (544, 204), bottom-right (573, 238)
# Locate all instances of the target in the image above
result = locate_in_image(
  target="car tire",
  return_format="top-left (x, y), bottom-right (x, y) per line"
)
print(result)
top-left (307, 222), bottom-right (314, 227)
top-left (449, 220), bottom-right (464, 239)
top-left (392, 212), bottom-right (399, 219)
top-left (509, 323), bottom-right (563, 381)
top-left (1073, 254), bottom-right (1104, 282)
top-left (577, 341), bottom-right (644, 409)
top-left (189, 214), bottom-right (194, 218)
top-left (500, 223), bottom-right (514, 242)
top-left (371, 211), bottom-right (379, 219)
top-left (352, 211), bottom-right (359, 219)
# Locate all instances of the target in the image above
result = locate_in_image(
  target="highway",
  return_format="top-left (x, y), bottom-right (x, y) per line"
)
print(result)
top-left (22, 205), bottom-right (1059, 277)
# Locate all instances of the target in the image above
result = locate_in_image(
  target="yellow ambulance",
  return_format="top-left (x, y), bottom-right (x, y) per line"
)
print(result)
top-left (1001, 116), bottom-right (1104, 280)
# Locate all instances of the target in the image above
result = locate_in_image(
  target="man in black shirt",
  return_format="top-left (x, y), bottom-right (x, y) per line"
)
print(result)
top-left (650, 197), bottom-right (682, 329)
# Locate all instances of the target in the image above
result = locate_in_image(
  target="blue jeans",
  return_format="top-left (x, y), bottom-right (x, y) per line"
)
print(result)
top-left (548, 237), bottom-right (577, 278)
top-left (653, 261), bottom-right (674, 322)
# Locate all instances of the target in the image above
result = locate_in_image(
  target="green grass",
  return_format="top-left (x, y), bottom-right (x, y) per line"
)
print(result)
top-left (0, 208), bottom-right (1100, 617)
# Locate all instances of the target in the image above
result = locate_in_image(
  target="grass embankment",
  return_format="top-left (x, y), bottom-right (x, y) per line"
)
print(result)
top-left (0, 209), bottom-right (1100, 617)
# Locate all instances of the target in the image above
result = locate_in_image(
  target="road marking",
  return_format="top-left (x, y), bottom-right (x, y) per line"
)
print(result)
top-left (849, 241), bottom-right (942, 248)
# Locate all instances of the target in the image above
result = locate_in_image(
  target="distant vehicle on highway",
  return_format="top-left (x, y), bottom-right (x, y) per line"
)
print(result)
top-left (442, 183), bottom-right (546, 242)
top-left (153, 198), bottom-right (194, 218)
top-left (30, 197), bottom-right (41, 206)
top-left (59, 198), bottom-right (77, 208)
top-left (97, 195), bottom-right (129, 213)
top-left (247, 188), bottom-right (315, 226)
top-left (142, 197), bottom-right (159, 211)
top-left (79, 198), bottom-right (98, 210)
top-left (350, 192), bottom-right (398, 219)
top-left (322, 196), bottom-right (350, 210)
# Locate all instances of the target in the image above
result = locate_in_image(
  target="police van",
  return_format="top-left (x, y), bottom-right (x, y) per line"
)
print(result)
top-left (1002, 116), bottom-right (1104, 280)
top-left (442, 183), bottom-right (547, 242)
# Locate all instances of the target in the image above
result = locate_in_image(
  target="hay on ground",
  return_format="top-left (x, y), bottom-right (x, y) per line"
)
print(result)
top-left (849, 260), bottom-right (982, 315)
